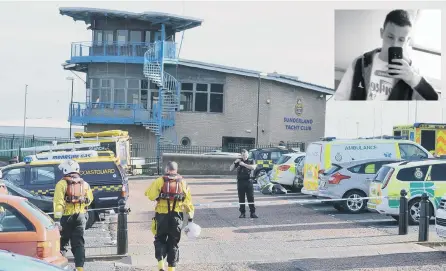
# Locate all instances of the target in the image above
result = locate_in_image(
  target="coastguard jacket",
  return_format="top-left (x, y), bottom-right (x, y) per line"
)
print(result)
top-left (144, 176), bottom-right (195, 218)
top-left (53, 176), bottom-right (94, 220)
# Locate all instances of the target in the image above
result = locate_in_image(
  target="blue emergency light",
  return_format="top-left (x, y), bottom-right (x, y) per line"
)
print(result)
top-left (23, 156), bottom-right (33, 164)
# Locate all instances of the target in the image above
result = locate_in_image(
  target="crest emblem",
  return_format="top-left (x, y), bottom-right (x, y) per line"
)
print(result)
top-left (414, 168), bottom-right (424, 179)
top-left (295, 97), bottom-right (304, 116)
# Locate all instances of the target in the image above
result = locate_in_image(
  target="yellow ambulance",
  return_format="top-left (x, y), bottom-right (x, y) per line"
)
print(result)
top-left (302, 137), bottom-right (433, 196)
top-left (393, 123), bottom-right (446, 156)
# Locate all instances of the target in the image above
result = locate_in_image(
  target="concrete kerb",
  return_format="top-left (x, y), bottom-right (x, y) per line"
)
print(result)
top-left (67, 254), bottom-right (128, 263)
top-left (128, 175), bottom-right (235, 180)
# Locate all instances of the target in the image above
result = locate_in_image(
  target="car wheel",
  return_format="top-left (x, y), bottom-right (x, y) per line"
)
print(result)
top-left (85, 210), bottom-right (96, 230)
top-left (341, 190), bottom-right (367, 214)
top-left (408, 198), bottom-right (433, 225)
top-left (291, 178), bottom-right (302, 193)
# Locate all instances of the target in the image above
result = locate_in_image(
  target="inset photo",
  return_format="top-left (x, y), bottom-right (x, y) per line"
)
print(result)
top-left (334, 9), bottom-right (441, 101)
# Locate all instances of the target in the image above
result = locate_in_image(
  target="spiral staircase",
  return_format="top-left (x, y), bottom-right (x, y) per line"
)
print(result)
top-left (143, 41), bottom-right (179, 145)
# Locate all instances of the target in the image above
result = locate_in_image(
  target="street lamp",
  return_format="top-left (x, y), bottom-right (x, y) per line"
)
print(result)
top-left (22, 84), bottom-right (28, 147)
top-left (256, 72), bottom-right (268, 146)
top-left (66, 77), bottom-right (74, 140)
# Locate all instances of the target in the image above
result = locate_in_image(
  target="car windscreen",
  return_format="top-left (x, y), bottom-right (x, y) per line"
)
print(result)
top-left (5, 181), bottom-right (35, 198)
top-left (277, 155), bottom-right (291, 165)
top-left (373, 166), bottom-right (393, 183)
top-left (20, 200), bottom-right (55, 230)
top-left (323, 164), bottom-right (342, 175)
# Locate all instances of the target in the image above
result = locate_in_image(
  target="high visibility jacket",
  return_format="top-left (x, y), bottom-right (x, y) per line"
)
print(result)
top-left (145, 176), bottom-right (195, 219)
top-left (53, 178), bottom-right (94, 220)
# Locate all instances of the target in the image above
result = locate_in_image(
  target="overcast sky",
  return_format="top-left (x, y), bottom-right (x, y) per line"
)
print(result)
top-left (0, 1), bottom-right (444, 138)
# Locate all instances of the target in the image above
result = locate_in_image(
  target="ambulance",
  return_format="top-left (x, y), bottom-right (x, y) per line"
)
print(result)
top-left (393, 123), bottom-right (446, 156)
top-left (302, 137), bottom-right (434, 196)
top-left (74, 130), bottom-right (132, 172)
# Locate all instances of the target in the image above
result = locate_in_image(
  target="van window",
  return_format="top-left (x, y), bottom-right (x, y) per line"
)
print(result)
top-left (429, 164), bottom-right (446, 181)
top-left (374, 166), bottom-right (393, 183)
top-left (30, 166), bottom-right (56, 185)
top-left (2, 168), bottom-right (25, 186)
top-left (396, 165), bottom-right (430, 182)
top-left (399, 144), bottom-right (428, 159)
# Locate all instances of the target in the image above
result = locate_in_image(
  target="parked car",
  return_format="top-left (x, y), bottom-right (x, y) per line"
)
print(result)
top-left (0, 249), bottom-right (68, 270)
top-left (368, 158), bottom-right (446, 224)
top-left (270, 152), bottom-right (306, 192)
top-left (3, 180), bottom-right (53, 213)
top-left (249, 147), bottom-right (297, 179)
top-left (435, 195), bottom-right (446, 238)
top-left (318, 158), bottom-right (401, 213)
top-left (0, 195), bottom-right (68, 268)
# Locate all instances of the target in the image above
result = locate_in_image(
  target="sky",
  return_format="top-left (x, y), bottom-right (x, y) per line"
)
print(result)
top-left (0, 0), bottom-right (444, 139)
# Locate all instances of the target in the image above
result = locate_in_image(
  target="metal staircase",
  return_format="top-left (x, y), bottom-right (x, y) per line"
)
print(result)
top-left (143, 41), bottom-right (179, 145)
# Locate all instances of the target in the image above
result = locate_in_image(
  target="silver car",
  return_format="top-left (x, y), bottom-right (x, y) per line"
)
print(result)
top-left (318, 158), bottom-right (401, 214)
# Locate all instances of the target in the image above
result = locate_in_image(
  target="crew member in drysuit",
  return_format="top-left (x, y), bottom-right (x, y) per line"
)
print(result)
top-left (145, 161), bottom-right (195, 271)
top-left (53, 160), bottom-right (94, 271)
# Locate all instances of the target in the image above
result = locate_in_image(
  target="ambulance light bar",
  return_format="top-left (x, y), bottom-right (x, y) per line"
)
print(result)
top-left (21, 143), bottom-right (101, 153)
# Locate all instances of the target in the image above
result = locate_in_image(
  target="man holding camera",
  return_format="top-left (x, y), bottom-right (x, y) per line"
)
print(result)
top-left (230, 149), bottom-right (258, 219)
top-left (334, 9), bottom-right (437, 101)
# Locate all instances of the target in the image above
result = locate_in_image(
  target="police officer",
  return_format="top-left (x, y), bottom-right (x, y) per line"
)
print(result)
top-left (145, 161), bottom-right (195, 271)
top-left (53, 160), bottom-right (93, 271)
top-left (230, 149), bottom-right (258, 218)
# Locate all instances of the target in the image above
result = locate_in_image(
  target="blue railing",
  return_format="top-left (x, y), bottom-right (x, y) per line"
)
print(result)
top-left (69, 102), bottom-right (175, 126)
top-left (70, 41), bottom-right (178, 64)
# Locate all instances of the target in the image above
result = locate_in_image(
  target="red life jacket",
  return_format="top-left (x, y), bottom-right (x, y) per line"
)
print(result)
top-left (159, 175), bottom-right (185, 202)
top-left (64, 174), bottom-right (89, 204)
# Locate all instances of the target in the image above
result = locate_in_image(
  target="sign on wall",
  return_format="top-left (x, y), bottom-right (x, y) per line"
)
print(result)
top-left (284, 97), bottom-right (313, 131)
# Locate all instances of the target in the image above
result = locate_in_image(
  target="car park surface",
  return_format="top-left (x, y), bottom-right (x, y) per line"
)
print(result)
top-left (0, 195), bottom-right (68, 268)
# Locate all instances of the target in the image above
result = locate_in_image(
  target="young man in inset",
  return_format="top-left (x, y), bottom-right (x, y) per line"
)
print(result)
top-left (230, 149), bottom-right (258, 218)
top-left (335, 9), bottom-right (438, 101)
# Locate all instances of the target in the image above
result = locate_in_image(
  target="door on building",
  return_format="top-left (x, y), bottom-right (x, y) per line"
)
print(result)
top-left (222, 137), bottom-right (255, 153)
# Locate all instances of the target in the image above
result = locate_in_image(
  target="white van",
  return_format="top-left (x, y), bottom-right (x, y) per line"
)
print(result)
top-left (302, 137), bottom-right (433, 196)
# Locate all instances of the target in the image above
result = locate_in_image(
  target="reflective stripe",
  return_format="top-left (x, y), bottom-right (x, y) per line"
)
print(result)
top-left (54, 212), bottom-right (63, 218)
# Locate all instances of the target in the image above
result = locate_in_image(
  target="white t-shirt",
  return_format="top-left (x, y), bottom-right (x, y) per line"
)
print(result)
top-left (366, 54), bottom-right (397, 100)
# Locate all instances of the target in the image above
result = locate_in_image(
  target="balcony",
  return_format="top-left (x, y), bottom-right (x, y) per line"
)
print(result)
top-left (69, 102), bottom-right (175, 126)
top-left (69, 41), bottom-right (178, 65)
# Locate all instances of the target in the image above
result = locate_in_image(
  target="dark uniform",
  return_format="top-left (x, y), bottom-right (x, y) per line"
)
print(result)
top-left (234, 158), bottom-right (258, 218)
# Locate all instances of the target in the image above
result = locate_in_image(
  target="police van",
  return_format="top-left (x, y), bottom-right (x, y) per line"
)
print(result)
top-left (0, 149), bottom-right (129, 229)
top-left (302, 137), bottom-right (433, 197)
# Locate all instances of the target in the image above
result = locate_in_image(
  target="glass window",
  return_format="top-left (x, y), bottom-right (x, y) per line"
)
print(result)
top-left (195, 92), bottom-right (208, 112)
top-left (91, 78), bottom-right (100, 88)
top-left (93, 30), bottom-right (103, 45)
top-left (399, 144), bottom-right (428, 160)
top-left (2, 168), bottom-right (25, 186)
top-left (210, 93), bottom-right (223, 113)
top-left (396, 165), bottom-right (430, 182)
top-left (114, 89), bottom-right (125, 104)
top-left (324, 164), bottom-right (342, 175)
top-left (104, 30), bottom-right (114, 45)
top-left (117, 30), bottom-right (128, 44)
top-left (145, 31), bottom-right (152, 43)
top-left (270, 151), bottom-right (282, 162)
top-left (373, 166), bottom-right (393, 183)
top-left (196, 84), bottom-right (208, 92)
top-left (114, 79), bottom-right (126, 89)
top-left (127, 89), bottom-right (140, 105)
top-left (92, 89), bottom-right (100, 103)
top-left (180, 92), bottom-right (193, 112)
top-left (20, 200), bottom-right (55, 230)
top-left (128, 79), bottom-right (140, 89)
top-left (130, 31), bottom-right (142, 43)
top-left (0, 203), bottom-right (35, 232)
top-left (429, 164), bottom-right (446, 181)
top-left (141, 89), bottom-right (148, 109)
top-left (181, 83), bottom-right (193, 91)
top-left (412, 10), bottom-right (441, 53)
top-left (277, 155), bottom-right (291, 165)
top-left (141, 79), bottom-right (149, 90)
top-left (30, 166), bottom-right (56, 185)
top-left (210, 84), bottom-right (224, 93)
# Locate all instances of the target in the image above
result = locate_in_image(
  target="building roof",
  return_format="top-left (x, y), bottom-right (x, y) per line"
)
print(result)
top-left (59, 7), bottom-right (203, 32)
top-left (175, 59), bottom-right (334, 95)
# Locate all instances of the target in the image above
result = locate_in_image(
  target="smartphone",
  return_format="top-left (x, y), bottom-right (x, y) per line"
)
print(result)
top-left (388, 47), bottom-right (403, 76)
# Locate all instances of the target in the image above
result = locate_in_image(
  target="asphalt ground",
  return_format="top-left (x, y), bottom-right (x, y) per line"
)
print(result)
top-left (70, 178), bottom-right (446, 271)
